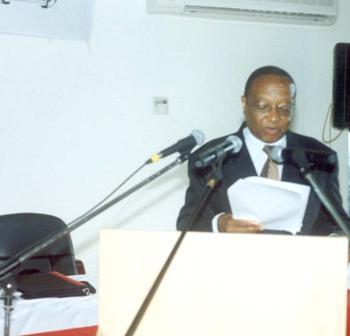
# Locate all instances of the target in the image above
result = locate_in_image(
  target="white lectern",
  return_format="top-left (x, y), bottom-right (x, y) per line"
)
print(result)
top-left (98, 230), bottom-right (348, 336)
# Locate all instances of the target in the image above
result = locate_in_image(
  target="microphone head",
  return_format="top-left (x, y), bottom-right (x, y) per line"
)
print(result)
top-left (191, 129), bottom-right (205, 146)
top-left (270, 146), bottom-right (284, 164)
top-left (225, 135), bottom-right (243, 154)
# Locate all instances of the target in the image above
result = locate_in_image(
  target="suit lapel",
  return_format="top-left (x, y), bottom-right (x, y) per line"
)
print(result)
top-left (222, 127), bottom-right (258, 187)
top-left (215, 127), bottom-right (257, 213)
top-left (224, 142), bottom-right (257, 184)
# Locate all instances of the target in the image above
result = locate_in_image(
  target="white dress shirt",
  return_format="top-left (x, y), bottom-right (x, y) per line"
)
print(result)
top-left (243, 127), bottom-right (286, 177)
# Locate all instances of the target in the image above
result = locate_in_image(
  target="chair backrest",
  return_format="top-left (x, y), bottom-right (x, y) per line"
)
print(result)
top-left (0, 213), bottom-right (78, 276)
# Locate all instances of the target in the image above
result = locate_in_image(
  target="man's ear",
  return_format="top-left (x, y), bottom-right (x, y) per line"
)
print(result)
top-left (241, 96), bottom-right (247, 114)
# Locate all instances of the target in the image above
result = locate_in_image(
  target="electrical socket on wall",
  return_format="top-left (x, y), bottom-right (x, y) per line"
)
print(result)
top-left (153, 97), bottom-right (169, 115)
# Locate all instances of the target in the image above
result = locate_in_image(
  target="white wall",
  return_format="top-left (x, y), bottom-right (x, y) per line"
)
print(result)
top-left (0, 0), bottom-right (349, 273)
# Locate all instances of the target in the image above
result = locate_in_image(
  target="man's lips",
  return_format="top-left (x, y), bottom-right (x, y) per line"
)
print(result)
top-left (264, 127), bottom-right (280, 135)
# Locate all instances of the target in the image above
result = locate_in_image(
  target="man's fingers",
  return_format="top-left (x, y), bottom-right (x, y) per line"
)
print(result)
top-left (233, 220), bottom-right (260, 228)
top-left (218, 213), bottom-right (263, 233)
top-left (227, 225), bottom-right (262, 233)
top-left (227, 219), bottom-right (262, 233)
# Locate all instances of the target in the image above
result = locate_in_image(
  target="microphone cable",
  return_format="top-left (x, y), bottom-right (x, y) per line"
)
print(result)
top-left (68, 162), bottom-right (147, 227)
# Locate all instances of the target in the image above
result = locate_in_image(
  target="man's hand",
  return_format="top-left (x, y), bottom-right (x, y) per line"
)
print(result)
top-left (218, 213), bottom-right (262, 233)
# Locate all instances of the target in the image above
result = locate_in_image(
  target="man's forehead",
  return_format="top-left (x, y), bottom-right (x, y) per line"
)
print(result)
top-left (248, 74), bottom-right (296, 97)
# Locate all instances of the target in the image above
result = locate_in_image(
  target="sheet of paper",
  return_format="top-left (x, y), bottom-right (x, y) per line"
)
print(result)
top-left (227, 177), bottom-right (310, 234)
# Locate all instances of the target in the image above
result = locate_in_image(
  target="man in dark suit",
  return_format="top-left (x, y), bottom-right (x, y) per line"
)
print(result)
top-left (177, 65), bottom-right (349, 235)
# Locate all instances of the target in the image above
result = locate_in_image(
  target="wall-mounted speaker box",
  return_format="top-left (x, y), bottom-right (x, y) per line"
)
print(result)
top-left (333, 43), bottom-right (350, 129)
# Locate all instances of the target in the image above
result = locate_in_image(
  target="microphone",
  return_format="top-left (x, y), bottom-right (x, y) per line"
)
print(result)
top-left (270, 146), bottom-right (337, 166)
top-left (194, 135), bottom-right (243, 168)
top-left (146, 130), bottom-right (205, 164)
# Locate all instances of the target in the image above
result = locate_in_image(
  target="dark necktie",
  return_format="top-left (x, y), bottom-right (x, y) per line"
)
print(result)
top-left (260, 145), bottom-right (279, 180)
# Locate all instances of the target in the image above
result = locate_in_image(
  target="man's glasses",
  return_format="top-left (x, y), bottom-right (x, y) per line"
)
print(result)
top-left (247, 101), bottom-right (295, 117)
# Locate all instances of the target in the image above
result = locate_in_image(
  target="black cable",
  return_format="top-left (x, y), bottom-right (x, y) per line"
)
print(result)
top-left (68, 162), bottom-right (147, 227)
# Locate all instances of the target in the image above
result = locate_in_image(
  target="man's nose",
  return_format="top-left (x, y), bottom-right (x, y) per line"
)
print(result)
top-left (267, 106), bottom-right (281, 121)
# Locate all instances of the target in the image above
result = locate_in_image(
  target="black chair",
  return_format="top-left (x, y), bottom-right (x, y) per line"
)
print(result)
top-left (0, 213), bottom-right (79, 276)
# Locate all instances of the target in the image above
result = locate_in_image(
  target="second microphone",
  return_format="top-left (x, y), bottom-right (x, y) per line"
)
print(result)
top-left (194, 135), bottom-right (243, 168)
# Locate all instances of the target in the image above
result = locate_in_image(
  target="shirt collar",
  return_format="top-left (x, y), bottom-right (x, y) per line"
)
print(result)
top-left (243, 127), bottom-right (287, 160)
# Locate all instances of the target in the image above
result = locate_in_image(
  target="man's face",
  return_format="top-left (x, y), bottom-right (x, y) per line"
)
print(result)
top-left (241, 74), bottom-right (295, 143)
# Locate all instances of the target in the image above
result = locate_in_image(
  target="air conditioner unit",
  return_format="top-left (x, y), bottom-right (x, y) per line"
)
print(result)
top-left (146, 0), bottom-right (338, 26)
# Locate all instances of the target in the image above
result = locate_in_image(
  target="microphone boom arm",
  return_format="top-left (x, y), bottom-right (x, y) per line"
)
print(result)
top-left (300, 166), bottom-right (350, 239)
top-left (271, 147), bottom-right (350, 238)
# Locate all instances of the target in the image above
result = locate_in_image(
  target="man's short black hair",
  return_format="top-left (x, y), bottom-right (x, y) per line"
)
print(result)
top-left (243, 65), bottom-right (296, 97)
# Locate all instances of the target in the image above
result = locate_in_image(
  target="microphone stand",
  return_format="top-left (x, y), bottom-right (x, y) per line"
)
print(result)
top-left (0, 277), bottom-right (16, 336)
top-left (124, 151), bottom-right (226, 336)
top-left (292, 154), bottom-right (350, 239)
top-left (0, 154), bottom-right (189, 336)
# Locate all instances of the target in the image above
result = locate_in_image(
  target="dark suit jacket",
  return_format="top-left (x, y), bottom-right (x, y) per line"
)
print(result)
top-left (177, 124), bottom-right (349, 235)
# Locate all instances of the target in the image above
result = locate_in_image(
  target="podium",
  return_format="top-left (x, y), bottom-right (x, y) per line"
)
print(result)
top-left (98, 230), bottom-right (348, 336)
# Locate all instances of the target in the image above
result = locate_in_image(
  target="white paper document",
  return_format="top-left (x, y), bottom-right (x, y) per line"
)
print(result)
top-left (227, 177), bottom-right (311, 234)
